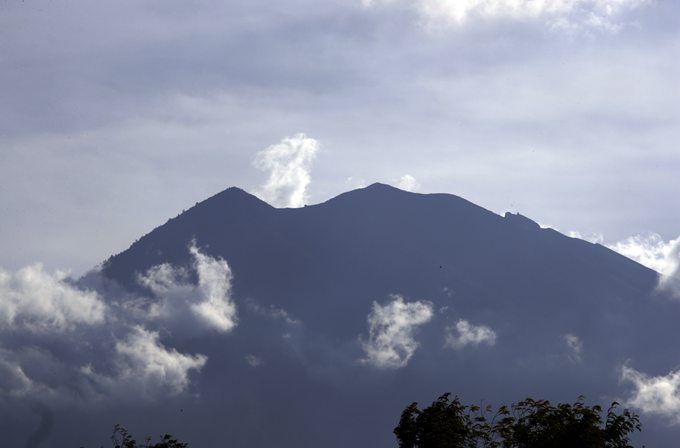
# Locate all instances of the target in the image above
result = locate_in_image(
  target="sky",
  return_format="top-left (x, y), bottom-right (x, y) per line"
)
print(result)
top-left (0, 0), bottom-right (679, 274)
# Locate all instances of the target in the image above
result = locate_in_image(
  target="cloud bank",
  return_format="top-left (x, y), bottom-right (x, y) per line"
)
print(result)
top-left (360, 295), bottom-right (433, 368)
top-left (445, 319), bottom-right (496, 350)
top-left (0, 265), bottom-right (106, 333)
top-left (253, 134), bottom-right (320, 208)
top-left (363, 0), bottom-right (649, 32)
top-left (0, 244), bottom-right (236, 406)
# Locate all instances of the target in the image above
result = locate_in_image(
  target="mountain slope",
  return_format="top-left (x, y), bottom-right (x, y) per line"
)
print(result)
top-left (86, 183), bottom-right (678, 447)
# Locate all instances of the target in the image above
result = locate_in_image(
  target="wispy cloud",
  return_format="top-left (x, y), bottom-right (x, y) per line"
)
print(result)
top-left (621, 365), bottom-right (680, 423)
top-left (563, 333), bottom-right (583, 362)
top-left (253, 133), bottom-right (320, 208)
top-left (444, 319), bottom-right (496, 350)
top-left (360, 295), bottom-right (433, 368)
top-left (363, 0), bottom-right (649, 32)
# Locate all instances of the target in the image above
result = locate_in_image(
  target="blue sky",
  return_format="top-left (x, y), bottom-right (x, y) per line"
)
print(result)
top-left (1, 0), bottom-right (678, 273)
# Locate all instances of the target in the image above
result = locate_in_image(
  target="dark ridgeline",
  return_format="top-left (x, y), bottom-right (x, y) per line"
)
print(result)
top-left (39, 184), bottom-right (680, 446)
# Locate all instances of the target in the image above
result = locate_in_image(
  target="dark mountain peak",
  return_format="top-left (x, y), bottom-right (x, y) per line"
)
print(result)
top-left (197, 186), bottom-right (272, 210)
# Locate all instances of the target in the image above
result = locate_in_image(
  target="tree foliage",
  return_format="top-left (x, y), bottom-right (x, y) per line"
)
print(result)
top-left (394, 394), bottom-right (641, 448)
top-left (110, 424), bottom-right (189, 448)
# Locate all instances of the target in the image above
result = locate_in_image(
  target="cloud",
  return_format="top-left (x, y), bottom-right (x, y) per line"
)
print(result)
top-left (84, 326), bottom-right (207, 398)
top-left (0, 264), bottom-right (106, 333)
top-left (395, 174), bottom-right (421, 192)
top-left (360, 295), bottom-right (433, 368)
top-left (253, 133), bottom-right (320, 208)
top-left (0, 244), bottom-right (237, 405)
top-left (563, 333), bottom-right (583, 362)
top-left (247, 300), bottom-right (301, 325)
top-left (621, 365), bottom-right (680, 423)
top-left (139, 243), bottom-right (238, 333)
top-left (363, 0), bottom-right (649, 32)
top-left (608, 234), bottom-right (680, 298)
top-left (245, 354), bottom-right (264, 368)
top-left (444, 319), bottom-right (496, 350)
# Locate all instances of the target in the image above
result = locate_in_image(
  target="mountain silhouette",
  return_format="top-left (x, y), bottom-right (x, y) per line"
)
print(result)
top-left (43, 184), bottom-right (680, 446)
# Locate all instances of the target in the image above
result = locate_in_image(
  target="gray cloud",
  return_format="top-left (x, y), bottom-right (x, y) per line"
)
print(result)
top-left (0, 265), bottom-right (106, 332)
top-left (0, 244), bottom-right (240, 406)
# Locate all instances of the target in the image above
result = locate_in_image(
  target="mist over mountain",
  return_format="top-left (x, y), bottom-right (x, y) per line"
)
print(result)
top-left (2, 184), bottom-right (679, 447)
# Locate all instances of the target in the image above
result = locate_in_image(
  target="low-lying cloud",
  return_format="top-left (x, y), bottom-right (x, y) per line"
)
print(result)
top-left (360, 295), bottom-right (433, 368)
top-left (0, 243), bottom-right (237, 406)
top-left (140, 244), bottom-right (238, 333)
top-left (253, 133), bottom-right (320, 208)
top-left (621, 365), bottom-right (680, 423)
top-left (444, 319), bottom-right (496, 350)
top-left (0, 265), bottom-right (106, 333)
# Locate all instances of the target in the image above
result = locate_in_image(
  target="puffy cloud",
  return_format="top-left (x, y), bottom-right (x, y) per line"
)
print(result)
top-left (360, 295), bottom-right (433, 368)
top-left (563, 333), bottom-right (583, 362)
top-left (395, 174), bottom-right (421, 192)
top-left (363, 0), bottom-right (649, 32)
top-left (139, 244), bottom-right (238, 333)
top-left (253, 133), bottom-right (320, 208)
top-left (0, 264), bottom-right (106, 332)
top-left (608, 234), bottom-right (680, 298)
top-left (0, 244), bottom-right (238, 405)
top-left (86, 326), bottom-right (207, 398)
top-left (621, 365), bottom-right (680, 423)
top-left (444, 319), bottom-right (496, 350)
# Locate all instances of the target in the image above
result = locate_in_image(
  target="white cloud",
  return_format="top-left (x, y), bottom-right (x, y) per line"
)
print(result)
top-left (445, 319), bottom-right (496, 350)
top-left (253, 133), bottom-right (320, 208)
top-left (396, 174), bottom-right (421, 192)
top-left (0, 264), bottom-right (106, 332)
top-left (608, 234), bottom-right (680, 298)
top-left (0, 246), bottom-right (234, 404)
top-left (563, 333), bottom-right (583, 362)
top-left (109, 326), bottom-right (207, 396)
top-left (363, 0), bottom-right (649, 32)
top-left (139, 243), bottom-right (238, 333)
top-left (360, 295), bottom-right (433, 368)
top-left (621, 365), bottom-right (680, 423)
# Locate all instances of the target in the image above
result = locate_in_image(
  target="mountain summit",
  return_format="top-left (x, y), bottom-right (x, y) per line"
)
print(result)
top-left (93, 184), bottom-right (677, 447)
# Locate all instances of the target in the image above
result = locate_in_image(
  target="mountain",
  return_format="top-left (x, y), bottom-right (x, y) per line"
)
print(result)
top-left (40, 185), bottom-right (680, 446)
